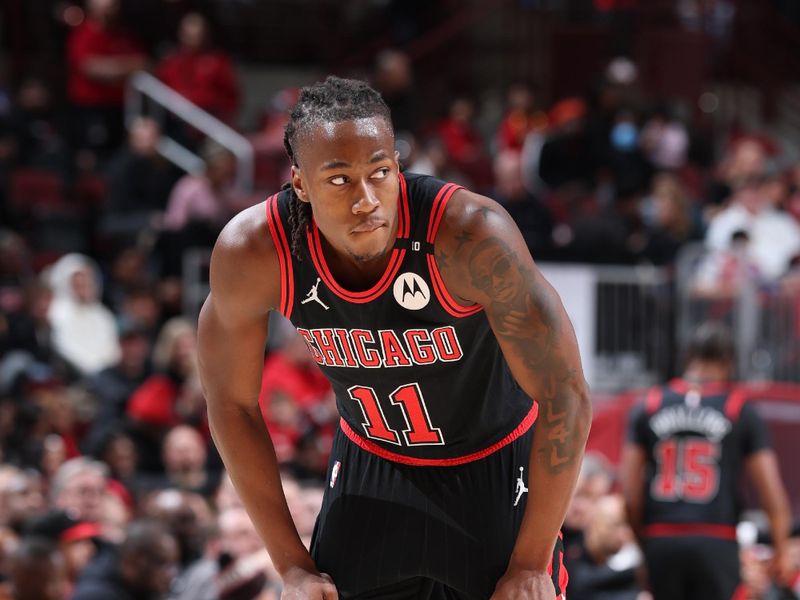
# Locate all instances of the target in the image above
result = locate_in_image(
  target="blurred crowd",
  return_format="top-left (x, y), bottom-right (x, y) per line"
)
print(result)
top-left (3, 1), bottom-right (800, 279)
top-left (1, 0), bottom-right (800, 598)
top-left (0, 246), bottom-right (332, 598)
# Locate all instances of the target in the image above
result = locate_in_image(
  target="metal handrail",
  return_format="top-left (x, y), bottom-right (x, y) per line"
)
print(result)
top-left (125, 71), bottom-right (254, 191)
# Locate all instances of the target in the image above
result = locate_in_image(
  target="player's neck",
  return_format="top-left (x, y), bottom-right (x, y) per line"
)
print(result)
top-left (319, 235), bottom-right (395, 292)
top-left (683, 362), bottom-right (731, 385)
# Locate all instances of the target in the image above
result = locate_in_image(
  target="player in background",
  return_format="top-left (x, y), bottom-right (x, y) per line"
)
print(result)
top-left (621, 322), bottom-right (793, 600)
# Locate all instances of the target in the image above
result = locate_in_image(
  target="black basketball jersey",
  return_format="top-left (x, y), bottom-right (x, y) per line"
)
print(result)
top-left (628, 379), bottom-right (771, 538)
top-left (265, 172), bottom-right (536, 465)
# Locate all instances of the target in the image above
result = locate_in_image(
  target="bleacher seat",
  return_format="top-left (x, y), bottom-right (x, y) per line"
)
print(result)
top-left (8, 168), bottom-right (68, 216)
top-left (8, 168), bottom-right (89, 255)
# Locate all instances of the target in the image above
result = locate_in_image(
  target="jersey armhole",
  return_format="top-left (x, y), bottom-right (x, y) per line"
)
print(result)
top-left (265, 194), bottom-right (294, 319)
top-left (426, 183), bottom-right (483, 318)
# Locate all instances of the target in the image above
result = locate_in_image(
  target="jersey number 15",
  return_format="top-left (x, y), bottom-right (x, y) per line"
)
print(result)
top-left (652, 438), bottom-right (720, 503)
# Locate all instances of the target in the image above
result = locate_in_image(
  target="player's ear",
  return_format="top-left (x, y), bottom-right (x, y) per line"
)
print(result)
top-left (394, 150), bottom-right (401, 169)
top-left (291, 165), bottom-right (310, 204)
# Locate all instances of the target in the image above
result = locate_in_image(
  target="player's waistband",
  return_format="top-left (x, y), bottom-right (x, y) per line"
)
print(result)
top-left (338, 402), bottom-right (538, 467)
top-left (644, 523), bottom-right (737, 540)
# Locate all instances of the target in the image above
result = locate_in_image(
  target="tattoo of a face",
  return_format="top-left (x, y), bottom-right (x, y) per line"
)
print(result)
top-left (469, 238), bottom-right (540, 338)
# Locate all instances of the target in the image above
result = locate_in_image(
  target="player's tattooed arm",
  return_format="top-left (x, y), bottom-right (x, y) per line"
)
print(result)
top-left (437, 189), bottom-right (591, 580)
top-left (437, 193), bottom-right (590, 473)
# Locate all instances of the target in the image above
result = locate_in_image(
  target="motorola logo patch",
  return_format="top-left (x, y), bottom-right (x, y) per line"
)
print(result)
top-left (393, 272), bottom-right (430, 310)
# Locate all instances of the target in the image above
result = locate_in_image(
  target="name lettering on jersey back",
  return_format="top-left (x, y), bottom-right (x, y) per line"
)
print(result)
top-left (650, 405), bottom-right (732, 442)
top-left (296, 326), bottom-right (463, 368)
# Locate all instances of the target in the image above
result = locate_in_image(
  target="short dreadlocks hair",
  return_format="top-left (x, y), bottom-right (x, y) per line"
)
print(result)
top-left (283, 76), bottom-right (393, 259)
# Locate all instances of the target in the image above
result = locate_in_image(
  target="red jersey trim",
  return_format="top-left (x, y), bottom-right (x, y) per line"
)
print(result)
top-left (558, 535), bottom-right (569, 595)
top-left (645, 386), bottom-right (664, 415)
top-left (724, 387), bottom-right (748, 421)
top-left (547, 531), bottom-right (569, 595)
top-left (339, 401), bottom-right (538, 466)
top-left (426, 183), bottom-right (462, 243)
top-left (427, 254), bottom-right (484, 318)
top-left (398, 172), bottom-right (410, 238)
top-left (305, 176), bottom-right (409, 304)
top-left (425, 182), bottom-right (481, 317)
top-left (668, 378), bottom-right (731, 396)
top-left (265, 195), bottom-right (294, 319)
top-left (644, 523), bottom-right (737, 540)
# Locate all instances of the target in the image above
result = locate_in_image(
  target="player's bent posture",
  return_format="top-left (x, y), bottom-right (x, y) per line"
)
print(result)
top-left (198, 77), bottom-right (591, 600)
top-left (622, 323), bottom-right (793, 600)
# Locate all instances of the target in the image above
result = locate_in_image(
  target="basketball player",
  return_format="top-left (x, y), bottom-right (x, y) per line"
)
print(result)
top-left (197, 76), bottom-right (591, 599)
top-left (621, 323), bottom-right (793, 600)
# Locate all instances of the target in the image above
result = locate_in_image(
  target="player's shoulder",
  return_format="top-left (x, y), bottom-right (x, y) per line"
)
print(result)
top-left (210, 198), bottom-right (282, 311)
top-left (437, 184), bottom-right (516, 247)
top-left (214, 198), bottom-right (275, 263)
top-left (626, 384), bottom-right (670, 421)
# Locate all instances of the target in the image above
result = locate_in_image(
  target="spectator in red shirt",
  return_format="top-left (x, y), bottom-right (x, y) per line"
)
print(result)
top-left (156, 12), bottom-right (240, 124)
top-left (126, 318), bottom-right (206, 473)
top-left (66, 0), bottom-right (147, 165)
top-left (495, 83), bottom-right (546, 154)
top-left (260, 331), bottom-right (330, 414)
top-left (258, 328), bottom-right (333, 465)
top-left (437, 97), bottom-right (483, 166)
top-left (436, 97), bottom-right (492, 190)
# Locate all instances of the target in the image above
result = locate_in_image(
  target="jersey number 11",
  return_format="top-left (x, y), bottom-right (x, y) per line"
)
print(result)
top-left (349, 383), bottom-right (445, 446)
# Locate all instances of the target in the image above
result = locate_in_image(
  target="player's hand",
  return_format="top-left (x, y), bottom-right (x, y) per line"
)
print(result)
top-left (490, 568), bottom-right (556, 599)
top-left (280, 567), bottom-right (338, 599)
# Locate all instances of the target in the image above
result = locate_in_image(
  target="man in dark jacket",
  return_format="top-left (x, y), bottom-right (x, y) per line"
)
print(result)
top-left (567, 494), bottom-right (643, 600)
top-left (71, 520), bottom-right (178, 600)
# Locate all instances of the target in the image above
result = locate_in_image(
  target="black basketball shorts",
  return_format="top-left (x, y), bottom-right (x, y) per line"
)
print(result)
top-left (643, 536), bottom-right (741, 600)
top-left (309, 425), bottom-right (567, 599)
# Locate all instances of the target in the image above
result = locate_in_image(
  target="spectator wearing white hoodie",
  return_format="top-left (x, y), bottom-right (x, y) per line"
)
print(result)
top-left (46, 254), bottom-right (120, 376)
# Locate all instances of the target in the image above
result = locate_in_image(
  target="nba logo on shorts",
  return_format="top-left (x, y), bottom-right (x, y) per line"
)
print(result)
top-left (330, 460), bottom-right (341, 488)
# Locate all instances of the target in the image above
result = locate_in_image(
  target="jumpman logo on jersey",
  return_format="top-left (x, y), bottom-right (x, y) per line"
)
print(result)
top-left (514, 467), bottom-right (528, 507)
top-left (301, 277), bottom-right (330, 310)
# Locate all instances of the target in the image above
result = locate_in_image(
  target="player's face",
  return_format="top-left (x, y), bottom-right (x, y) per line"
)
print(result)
top-left (292, 116), bottom-right (400, 265)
